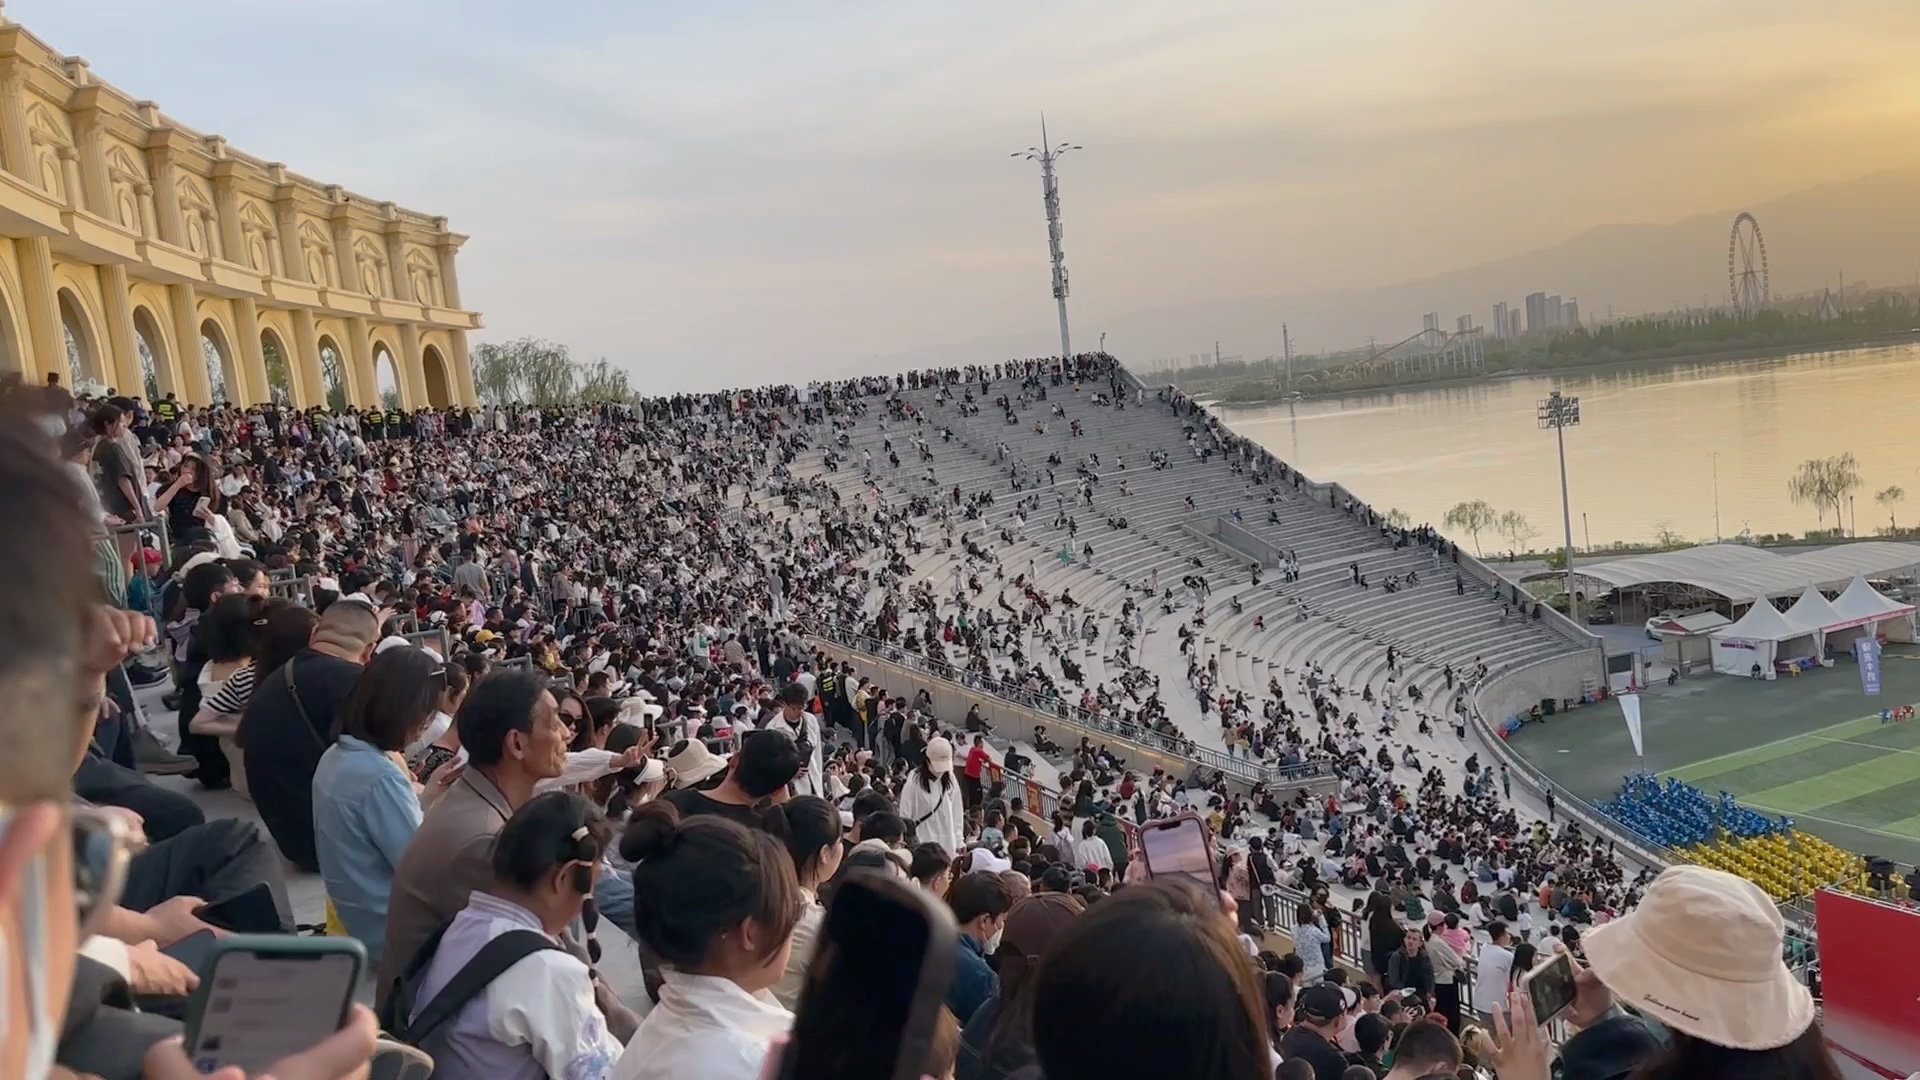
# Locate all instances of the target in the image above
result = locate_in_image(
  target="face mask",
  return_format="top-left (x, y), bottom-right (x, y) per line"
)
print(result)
top-left (0, 814), bottom-right (58, 1080)
top-left (985, 926), bottom-right (1004, 955)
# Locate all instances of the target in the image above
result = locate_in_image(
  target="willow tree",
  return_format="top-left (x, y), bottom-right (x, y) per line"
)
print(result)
top-left (1444, 500), bottom-right (1497, 556)
top-left (1786, 454), bottom-right (1860, 529)
top-left (1878, 485), bottom-right (1906, 532)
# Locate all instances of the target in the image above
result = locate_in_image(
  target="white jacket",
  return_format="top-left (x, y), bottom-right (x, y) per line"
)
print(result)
top-left (613, 971), bottom-right (792, 1080)
top-left (897, 771), bottom-right (964, 857)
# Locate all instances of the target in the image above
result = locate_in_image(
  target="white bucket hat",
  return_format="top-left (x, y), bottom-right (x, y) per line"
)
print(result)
top-left (1582, 865), bottom-right (1813, 1050)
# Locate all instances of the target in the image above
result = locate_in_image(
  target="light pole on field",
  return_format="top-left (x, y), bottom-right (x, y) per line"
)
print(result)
top-left (1538, 391), bottom-right (1582, 625)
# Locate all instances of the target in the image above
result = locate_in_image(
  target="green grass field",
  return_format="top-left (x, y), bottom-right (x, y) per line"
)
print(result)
top-left (1507, 649), bottom-right (1920, 865)
top-left (1665, 712), bottom-right (1920, 844)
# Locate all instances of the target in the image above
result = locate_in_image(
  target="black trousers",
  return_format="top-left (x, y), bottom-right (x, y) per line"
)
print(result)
top-left (120, 817), bottom-right (295, 933)
top-left (75, 751), bottom-right (206, 844)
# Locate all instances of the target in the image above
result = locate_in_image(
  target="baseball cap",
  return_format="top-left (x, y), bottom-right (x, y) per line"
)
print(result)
top-left (1298, 984), bottom-right (1347, 1023)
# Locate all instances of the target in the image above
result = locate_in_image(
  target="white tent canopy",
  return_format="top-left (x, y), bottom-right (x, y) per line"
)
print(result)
top-left (1710, 598), bottom-right (1819, 679)
top-left (1828, 574), bottom-right (1918, 646)
top-left (1783, 586), bottom-right (1847, 634)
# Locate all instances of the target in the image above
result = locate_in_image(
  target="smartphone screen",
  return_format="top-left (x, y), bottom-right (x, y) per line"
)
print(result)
top-left (186, 943), bottom-right (360, 1073)
top-left (776, 872), bottom-right (956, 1080)
top-left (1139, 814), bottom-right (1220, 906)
top-left (1524, 951), bottom-right (1577, 1023)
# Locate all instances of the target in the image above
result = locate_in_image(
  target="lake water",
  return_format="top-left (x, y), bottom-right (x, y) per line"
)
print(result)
top-left (1218, 343), bottom-right (1920, 549)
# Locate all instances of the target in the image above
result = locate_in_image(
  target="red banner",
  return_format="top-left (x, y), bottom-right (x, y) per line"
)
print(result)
top-left (1815, 889), bottom-right (1920, 1080)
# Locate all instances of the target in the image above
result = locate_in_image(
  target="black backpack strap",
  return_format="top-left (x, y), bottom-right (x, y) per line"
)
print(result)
top-left (400, 930), bottom-right (560, 1045)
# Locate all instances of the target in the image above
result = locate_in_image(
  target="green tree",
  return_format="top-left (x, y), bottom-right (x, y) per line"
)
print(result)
top-left (1877, 485), bottom-right (1906, 532)
top-left (1495, 510), bottom-right (1538, 553)
top-left (576, 358), bottom-right (633, 404)
top-left (1786, 454), bottom-right (1861, 528)
top-left (262, 339), bottom-right (293, 404)
top-left (1384, 507), bottom-right (1412, 528)
top-left (471, 337), bottom-right (579, 406)
top-left (1444, 499), bottom-right (1498, 556)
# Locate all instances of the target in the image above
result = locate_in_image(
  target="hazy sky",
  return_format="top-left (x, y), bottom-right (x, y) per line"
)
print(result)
top-left (24, 0), bottom-right (1920, 389)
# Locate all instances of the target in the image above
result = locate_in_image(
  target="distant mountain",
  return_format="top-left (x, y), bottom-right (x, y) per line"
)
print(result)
top-left (870, 170), bottom-right (1920, 372)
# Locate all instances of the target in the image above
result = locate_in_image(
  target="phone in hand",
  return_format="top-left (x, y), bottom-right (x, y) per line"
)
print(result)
top-left (193, 884), bottom-right (281, 934)
top-left (1521, 950), bottom-right (1578, 1023)
top-left (1138, 812), bottom-right (1220, 908)
top-left (772, 870), bottom-right (957, 1080)
top-left (183, 935), bottom-right (364, 1074)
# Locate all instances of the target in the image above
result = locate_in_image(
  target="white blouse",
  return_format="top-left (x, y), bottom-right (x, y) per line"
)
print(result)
top-left (612, 971), bottom-right (792, 1080)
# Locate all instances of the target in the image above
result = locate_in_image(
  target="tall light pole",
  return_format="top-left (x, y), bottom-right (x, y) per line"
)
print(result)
top-left (1013, 118), bottom-right (1081, 360)
top-left (1538, 391), bottom-right (1582, 624)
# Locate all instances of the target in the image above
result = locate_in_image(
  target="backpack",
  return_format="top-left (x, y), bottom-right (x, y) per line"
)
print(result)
top-left (377, 921), bottom-right (560, 1054)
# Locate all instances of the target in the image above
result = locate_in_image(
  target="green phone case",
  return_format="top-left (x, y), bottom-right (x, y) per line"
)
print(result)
top-left (181, 934), bottom-right (366, 1065)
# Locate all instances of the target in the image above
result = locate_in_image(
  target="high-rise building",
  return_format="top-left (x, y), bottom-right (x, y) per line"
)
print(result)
top-left (1456, 314), bottom-right (1474, 334)
top-left (1423, 312), bottom-right (1440, 334)
top-left (1510, 309), bottom-right (1524, 339)
top-left (1547, 295), bottom-right (1564, 330)
top-left (1492, 302), bottom-right (1511, 340)
top-left (1525, 292), bottom-right (1548, 334)
top-left (1564, 299), bottom-right (1580, 328)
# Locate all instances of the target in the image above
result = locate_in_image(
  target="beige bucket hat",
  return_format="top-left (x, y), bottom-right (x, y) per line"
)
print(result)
top-left (1582, 864), bottom-right (1814, 1050)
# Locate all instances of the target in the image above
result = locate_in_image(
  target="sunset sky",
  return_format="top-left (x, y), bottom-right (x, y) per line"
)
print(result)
top-left (25, 0), bottom-right (1920, 388)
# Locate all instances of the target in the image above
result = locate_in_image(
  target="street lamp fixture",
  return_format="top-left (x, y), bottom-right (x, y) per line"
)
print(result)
top-left (1538, 391), bottom-right (1582, 625)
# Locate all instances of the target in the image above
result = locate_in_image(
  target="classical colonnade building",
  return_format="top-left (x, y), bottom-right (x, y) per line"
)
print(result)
top-left (0, 5), bottom-right (481, 410)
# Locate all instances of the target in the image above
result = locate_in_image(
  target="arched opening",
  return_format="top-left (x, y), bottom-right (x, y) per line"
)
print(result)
top-left (373, 343), bottom-right (401, 410)
top-left (317, 336), bottom-right (348, 413)
top-left (422, 345), bottom-right (451, 408)
top-left (57, 289), bottom-right (101, 390)
top-left (132, 307), bottom-right (167, 403)
top-left (0, 278), bottom-right (22, 383)
top-left (260, 330), bottom-right (294, 406)
top-left (200, 319), bottom-right (235, 406)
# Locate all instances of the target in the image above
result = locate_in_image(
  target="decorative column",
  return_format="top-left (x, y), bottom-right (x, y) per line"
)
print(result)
top-left (328, 206), bottom-right (362, 293)
top-left (168, 282), bottom-right (212, 404)
top-left (231, 297), bottom-right (268, 405)
top-left (435, 235), bottom-right (463, 310)
top-left (290, 307), bottom-right (323, 409)
top-left (134, 182), bottom-right (157, 239)
top-left (449, 328), bottom-right (477, 406)
top-left (211, 166), bottom-right (244, 267)
top-left (0, 60), bottom-right (32, 183)
top-left (345, 314), bottom-right (376, 407)
top-left (57, 146), bottom-right (82, 209)
top-left (15, 236), bottom-right (61, 382)
top-left (97, 264), bottom-right (143, 395)
top-left (382, 212), bottom-right (413, 303)
top-left (397, 322), bottom-right (429, 408)
top-left (69, 102), bottom-right (111, 216)
top-left (144, 139), bottom-right (188, 247)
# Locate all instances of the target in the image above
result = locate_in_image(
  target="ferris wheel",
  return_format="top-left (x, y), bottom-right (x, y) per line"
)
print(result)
top-left (1729, 212), bottom-right (1769, 316)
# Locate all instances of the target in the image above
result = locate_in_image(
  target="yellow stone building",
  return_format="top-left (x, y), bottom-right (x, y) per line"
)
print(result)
top-left (0, 8), bottom-right (480, 410)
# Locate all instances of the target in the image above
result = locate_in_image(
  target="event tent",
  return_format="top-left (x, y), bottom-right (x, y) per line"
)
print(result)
top-left (1782, 586), bottom-right (1849, 650)
top-left (1828, 574), bottom-right (1917, 646)
top-left (1709, 599), bottom-right (1818, 679)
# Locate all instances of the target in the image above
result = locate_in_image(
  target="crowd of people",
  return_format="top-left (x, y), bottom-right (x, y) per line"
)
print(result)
top-left (0, 361), bottom-right (1849, 1080)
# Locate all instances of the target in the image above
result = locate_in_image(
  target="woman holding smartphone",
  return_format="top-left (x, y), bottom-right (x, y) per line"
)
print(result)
top-left (153, 452), bottom-right (222, 543)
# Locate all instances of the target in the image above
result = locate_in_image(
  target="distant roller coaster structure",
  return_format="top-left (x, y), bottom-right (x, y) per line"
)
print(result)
top-left (1729, 212), bottom-right (1769, 317)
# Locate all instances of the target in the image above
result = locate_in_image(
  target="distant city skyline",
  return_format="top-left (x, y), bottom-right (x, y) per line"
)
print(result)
top-left (24, 0), bottom-right (1920, 390)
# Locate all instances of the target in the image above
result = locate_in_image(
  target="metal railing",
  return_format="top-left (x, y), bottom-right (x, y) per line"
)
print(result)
top-left (798, 618), bottom-right (1334, 787)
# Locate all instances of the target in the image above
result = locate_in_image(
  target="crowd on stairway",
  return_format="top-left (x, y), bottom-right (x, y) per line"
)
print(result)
top-left (0, 363), bottom-right (1841, 1080)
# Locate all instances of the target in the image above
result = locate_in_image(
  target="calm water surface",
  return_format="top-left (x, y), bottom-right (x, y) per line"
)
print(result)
top-left (1220, 344), bottom-right (1920, 548)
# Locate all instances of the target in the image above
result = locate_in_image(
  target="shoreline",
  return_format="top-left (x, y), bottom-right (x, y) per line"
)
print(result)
top-left (1202, 332), bottom-right (1919, 408)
